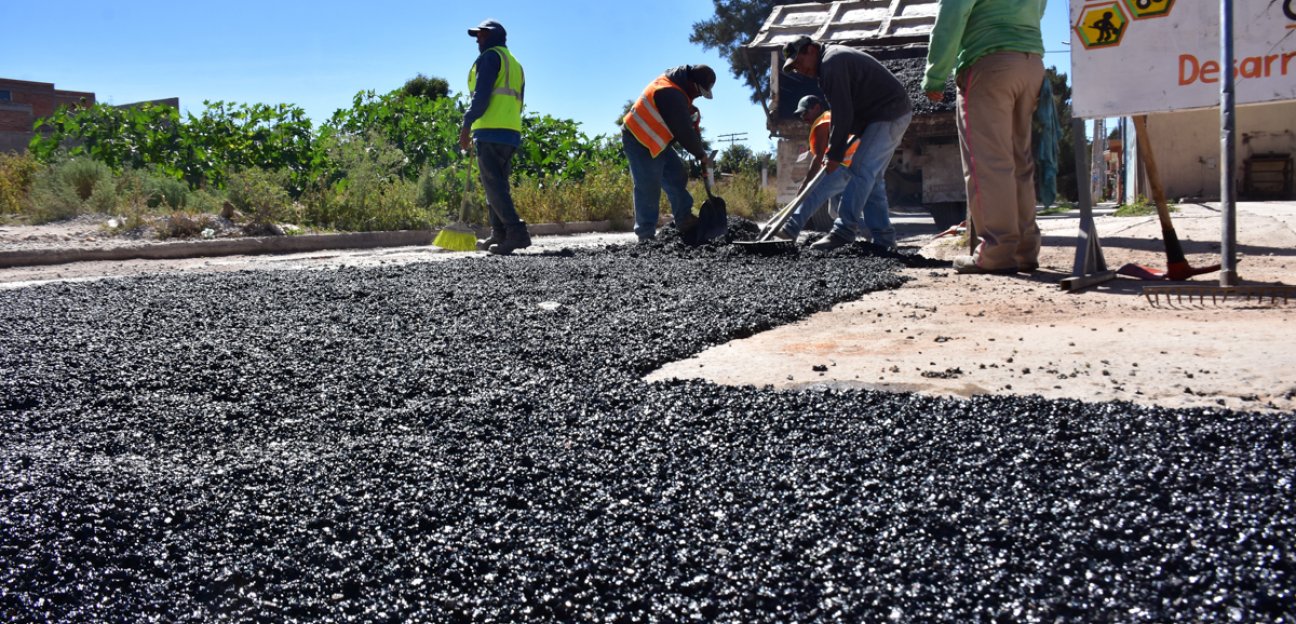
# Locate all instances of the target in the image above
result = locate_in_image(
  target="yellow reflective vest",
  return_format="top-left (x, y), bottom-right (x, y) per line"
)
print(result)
top-left (467, 46), bottom-right (524, 132)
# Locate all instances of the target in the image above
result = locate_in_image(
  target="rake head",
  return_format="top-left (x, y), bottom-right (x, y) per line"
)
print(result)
top-left (1143, 285), bottom-right (1296, 307)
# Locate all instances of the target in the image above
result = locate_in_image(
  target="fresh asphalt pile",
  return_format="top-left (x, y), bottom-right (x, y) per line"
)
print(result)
top-left (883, 56), bottom-right (957, 115)
top-left (1, 232), bottom-right (1293, 623)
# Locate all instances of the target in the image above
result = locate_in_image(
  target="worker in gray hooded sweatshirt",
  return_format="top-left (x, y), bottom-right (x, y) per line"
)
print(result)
top-left (621, 65), bottom-right (717, 242)
top-left (461, 19), bottom-right (529, 255)
top-left (782, 36), bottom-right (911, 250)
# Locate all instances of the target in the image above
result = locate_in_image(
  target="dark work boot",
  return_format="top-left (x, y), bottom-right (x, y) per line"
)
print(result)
top-left (476, 228), bottom-right (505, 251)
top-left (809, 231), bottom-right (852, 251)
top-left (676, 214), bottom-right (700, 244)
top-left (488, 223), bottom-right (532, 255)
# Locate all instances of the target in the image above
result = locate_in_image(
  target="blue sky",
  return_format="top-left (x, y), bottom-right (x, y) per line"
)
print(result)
top-left (2, 1), bottom-right (1073, 154)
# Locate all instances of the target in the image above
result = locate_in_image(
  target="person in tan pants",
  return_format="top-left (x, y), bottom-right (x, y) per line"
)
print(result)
top-left (923, 0), bottom-right (1047, 275)
top-left (952, 52), bottom-right (1045, 273)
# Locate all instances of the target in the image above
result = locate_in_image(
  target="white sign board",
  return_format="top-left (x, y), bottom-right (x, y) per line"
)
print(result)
top-left (1070, 0), bottom-right (1296, 118)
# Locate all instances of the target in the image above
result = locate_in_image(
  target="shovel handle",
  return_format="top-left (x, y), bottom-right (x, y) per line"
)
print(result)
top-left (758, 167), bottom-right (828, 242)
top-left (701, 162), bottom-right (718, 200)
top-left (756, 136), bottom-right (863, 242)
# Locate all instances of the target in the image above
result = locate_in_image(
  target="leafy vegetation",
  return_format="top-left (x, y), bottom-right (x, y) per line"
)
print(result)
top-left (0, 152), bottom-right (40, 215)
top-left (1113, 195), bottom-right (1176, 217)
top-left (16, 73), bottom-right (776, 237)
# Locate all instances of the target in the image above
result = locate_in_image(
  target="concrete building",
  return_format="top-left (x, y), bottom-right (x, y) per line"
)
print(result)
top-left (1139, 103), bottom-right (1296, 202)
top-left (0, 78), bottom-right (95, 154)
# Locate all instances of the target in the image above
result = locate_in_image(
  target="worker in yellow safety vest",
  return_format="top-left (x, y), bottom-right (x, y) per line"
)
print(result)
top-left (621, 65), bottom-right (716, 242)
top-left (461, 19), bottom-right (530, 255)
top-left (776, 94), bottom-right (863, 241)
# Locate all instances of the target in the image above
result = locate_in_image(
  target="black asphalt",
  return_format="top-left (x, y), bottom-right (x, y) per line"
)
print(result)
top-left (1, 231), bottom-right (1292, 622)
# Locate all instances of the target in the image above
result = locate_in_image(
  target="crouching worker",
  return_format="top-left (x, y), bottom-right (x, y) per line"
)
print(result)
top-left (777, 95), bottom-right (861, 241)
top-left (622, 65), bottom-right (717, 242)
top-left (462, 19), bottom-right (531, 255)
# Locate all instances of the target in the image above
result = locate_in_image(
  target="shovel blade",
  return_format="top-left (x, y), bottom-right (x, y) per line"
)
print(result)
top-left (684, 197), bottom-right (728, 245)
top-left (1117, 263), bottom-right (1167, 280)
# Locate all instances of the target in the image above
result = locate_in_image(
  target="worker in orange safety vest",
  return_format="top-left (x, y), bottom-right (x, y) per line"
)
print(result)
top-left (621, 65), bottom-right (717, 242)
top-left (776, 94), bottom-right (864, 240)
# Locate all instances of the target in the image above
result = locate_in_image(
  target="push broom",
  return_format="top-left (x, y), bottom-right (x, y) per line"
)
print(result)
top-left (433, 152), bottom-right (480, 252)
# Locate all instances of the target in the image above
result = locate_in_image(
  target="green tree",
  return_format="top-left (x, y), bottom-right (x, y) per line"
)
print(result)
top-left (718, 143), bottom-right (756, 175)
top-left (401, 74), bottom-right (451, 100)
top-left (326, 90), bottom-right (464, 179)
top-left (690, 1), bottom-right (807, 105)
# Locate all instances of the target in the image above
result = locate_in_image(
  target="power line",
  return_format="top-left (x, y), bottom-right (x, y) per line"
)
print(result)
top-left (715, 132), bottom-right (748, 146)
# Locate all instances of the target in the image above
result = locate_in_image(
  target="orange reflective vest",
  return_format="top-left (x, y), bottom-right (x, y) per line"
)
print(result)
top-left (623, 76), bottom-right (692, 157)
top-left (809, 111), bottom-right (858, 167)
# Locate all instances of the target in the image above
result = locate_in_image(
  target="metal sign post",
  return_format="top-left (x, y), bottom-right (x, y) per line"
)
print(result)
top-left (1219, 0), bottom-right (1238, 287)
top-left (1069, 0), bottom-right (1296, 298)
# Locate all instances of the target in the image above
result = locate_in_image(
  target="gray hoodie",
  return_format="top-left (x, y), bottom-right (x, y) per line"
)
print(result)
top-left (817, 44), bottom-right (910, 162)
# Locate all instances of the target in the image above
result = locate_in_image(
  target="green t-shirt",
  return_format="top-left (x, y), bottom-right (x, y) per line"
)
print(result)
top-left (923, 0), bottom-right (1047, 93)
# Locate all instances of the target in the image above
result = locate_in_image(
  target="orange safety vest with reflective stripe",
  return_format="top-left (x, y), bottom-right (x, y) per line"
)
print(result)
top-left (623, 76), bottom-right (691, 158)
top-left (809, 111), bottom-right (858, 167)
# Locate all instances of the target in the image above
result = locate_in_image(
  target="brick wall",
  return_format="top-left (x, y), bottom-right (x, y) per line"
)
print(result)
top-left (0, 78), bottom-right (96, 154)
top-left (0, 103), bottom-right (33, 132)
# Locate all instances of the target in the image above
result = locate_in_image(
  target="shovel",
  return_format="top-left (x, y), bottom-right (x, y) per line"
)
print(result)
top-left (733, 166), bottom-right (829, 254)
top-left (1116, 116), bottom-right (1220, 281)
top-left (735, 136), bottom-right (859, 254)
top-left (682, 164), bottom-right (728, 246)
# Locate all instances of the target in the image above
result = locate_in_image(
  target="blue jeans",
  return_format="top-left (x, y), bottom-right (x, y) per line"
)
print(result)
top-left (475, 140), bottom-right (523, 231)
top-left (622, 131), bottom-right (693, 240)
top-left (783, 167), bottom-right (852, 236)
top-left (825, 111), bottom-right (911, 247)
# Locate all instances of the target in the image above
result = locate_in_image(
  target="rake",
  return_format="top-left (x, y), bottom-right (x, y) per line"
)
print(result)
top-left (1144, 284), bottom-right (1296, 307)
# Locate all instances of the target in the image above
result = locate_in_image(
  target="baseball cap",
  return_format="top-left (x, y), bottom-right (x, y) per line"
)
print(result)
top-left (468, 19), bottom-right (506, 38)
top-left (690, 64), bottom-right (716, 99)
top-left (795, 95), bottom-right (825, 116)
top-left (781, 36), bottom-right (815, 73)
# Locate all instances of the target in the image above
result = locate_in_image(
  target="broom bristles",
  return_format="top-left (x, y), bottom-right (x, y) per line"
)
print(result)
top-left (433, 224), bottom-right (479, 251)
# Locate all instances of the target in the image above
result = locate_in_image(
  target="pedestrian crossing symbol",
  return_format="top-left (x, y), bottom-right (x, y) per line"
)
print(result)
top-left (1075, 2), bottom-right (1130, 50)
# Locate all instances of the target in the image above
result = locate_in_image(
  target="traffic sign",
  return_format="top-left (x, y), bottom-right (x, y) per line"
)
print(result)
top-left (1123, 0), bottom-right (1174, 20)
top-left (1074, 2), bottom-right (1130, 50)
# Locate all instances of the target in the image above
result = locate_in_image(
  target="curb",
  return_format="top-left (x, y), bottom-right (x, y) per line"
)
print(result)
top-left (0, 221), bottom-right (620, 268)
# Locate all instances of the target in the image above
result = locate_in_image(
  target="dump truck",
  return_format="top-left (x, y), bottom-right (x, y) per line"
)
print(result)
top-left (745, 0), bottom-right (965, 230)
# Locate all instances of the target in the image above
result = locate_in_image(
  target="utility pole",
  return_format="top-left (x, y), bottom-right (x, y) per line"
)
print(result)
top-left (715, 132), bottom-right (747, 146)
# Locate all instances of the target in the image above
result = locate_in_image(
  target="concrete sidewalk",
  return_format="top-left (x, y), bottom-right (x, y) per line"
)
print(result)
top-left (648, 200), bottom-right (1296, 414)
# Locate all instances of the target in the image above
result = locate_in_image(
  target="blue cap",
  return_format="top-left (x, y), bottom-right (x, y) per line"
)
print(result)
top-left (468, 19), bottom-right (506, 38)
top-left (796, 95), bottom-right (825, 116)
